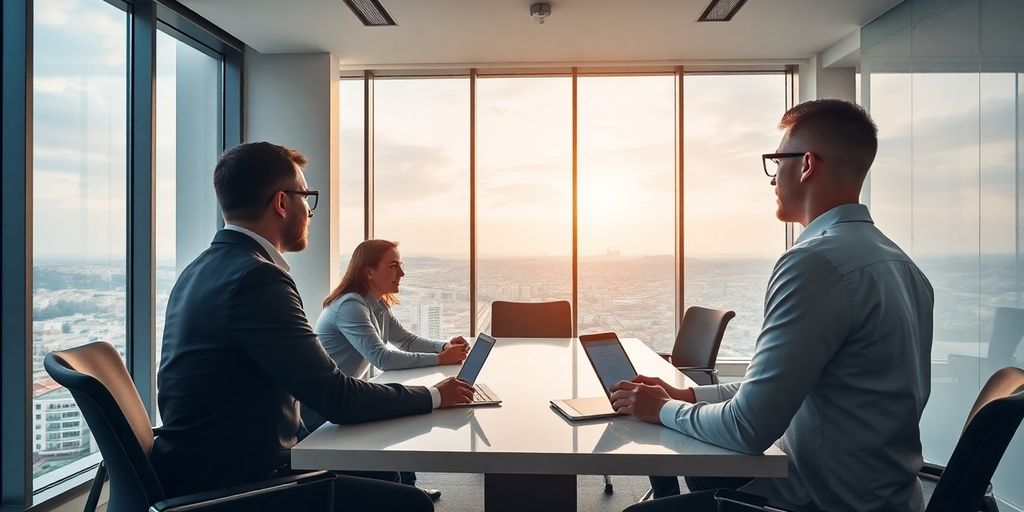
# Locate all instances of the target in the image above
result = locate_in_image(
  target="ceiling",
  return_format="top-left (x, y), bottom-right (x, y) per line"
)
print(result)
top-left (179, 0), bottom-right (903, 69)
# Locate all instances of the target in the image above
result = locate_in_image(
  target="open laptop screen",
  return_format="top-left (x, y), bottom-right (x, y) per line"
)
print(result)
top-left (580, 333), bottom-right (638, 397)
top-left (457, 333), bottom-right (495, 385)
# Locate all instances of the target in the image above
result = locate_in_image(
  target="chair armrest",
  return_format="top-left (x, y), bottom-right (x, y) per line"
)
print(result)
top-left (714, 489), bottom-right (822, 512)
top-left (679, 367), bottom-right (720, 386)
top-left (150, 470), bottom-right (334, 512)
top-left (919, 461), bottom-right (944, 481)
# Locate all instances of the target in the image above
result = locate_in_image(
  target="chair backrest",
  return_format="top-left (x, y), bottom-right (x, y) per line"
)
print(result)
top-left (490, 300), bottom-right (572, 338)
top-left (44, 342), bottom-right (165, 511)
top-left (988, 307), bottom-right (1024, 362)
top-left (927, 367), bottom-right (1024, 512)
top-left (671, 306), bottom-right (736, 369)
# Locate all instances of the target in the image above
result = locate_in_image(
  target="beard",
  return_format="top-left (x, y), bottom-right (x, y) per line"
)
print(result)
top-left (283, 215), bottom-right (309, 252)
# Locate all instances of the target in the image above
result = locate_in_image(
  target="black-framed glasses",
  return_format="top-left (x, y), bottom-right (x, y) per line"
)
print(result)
top-left (268, 189), bottom-right (319, 212)
top-left (762, 152), bottom-right (819, 178)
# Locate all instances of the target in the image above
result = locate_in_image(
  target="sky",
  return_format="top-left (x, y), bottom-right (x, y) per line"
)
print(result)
top-left (32, 0), bottom-right (1023, 263)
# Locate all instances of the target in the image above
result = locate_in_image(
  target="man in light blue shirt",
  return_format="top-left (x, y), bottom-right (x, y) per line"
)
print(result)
top-left (614, 99), bottom-right (934, 512)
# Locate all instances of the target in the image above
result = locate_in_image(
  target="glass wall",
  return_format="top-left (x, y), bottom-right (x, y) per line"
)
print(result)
top-left (683, 74), bottom-right (788, 358)
top-left (339, 72), bottom-right (792, 357)
top-left (154, 29), bottom-right (221, 368)
top-left (863, 0), bottom-right (1024, 507)
top-left (577, 75), bottom-right (675, 351)
top-left (373, 78), bottom-right (470, 339)
top-left (31, 0), bottom-right (127, 487)
top-left (475, 77), bottom-right (573, 334)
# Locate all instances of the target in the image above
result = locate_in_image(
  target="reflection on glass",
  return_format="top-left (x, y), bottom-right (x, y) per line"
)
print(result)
top-left (339, 79), bottom-right (365, 267)
top-left (577, 75), bottom-right (675, 352)
top-left (864, 1), bottom-right (1024, 506)
top-left (683, 74), bottom-right (787, 358)
top-left (373, 78), bottom-right (470, 339)
top-left (154, 30), bottom-right (221, 371)
top-left (32, 0), bottom-right (126, 487)
top-left (475, 77), bottom-right (573, 333)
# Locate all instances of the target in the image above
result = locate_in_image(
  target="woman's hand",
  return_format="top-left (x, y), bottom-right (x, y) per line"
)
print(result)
top-left (438, 341), bottom-right (469, 365)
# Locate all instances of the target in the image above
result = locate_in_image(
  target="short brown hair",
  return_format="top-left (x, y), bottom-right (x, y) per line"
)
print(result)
top-left (779, 99), bottom-right (878, 173)
top-left (213, 142), bottom-right (308, 222)
top-left (324, 240), bottom-right (401, 308)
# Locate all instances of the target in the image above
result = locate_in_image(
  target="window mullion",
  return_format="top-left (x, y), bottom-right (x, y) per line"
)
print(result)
top-left (127, 0), bottom-right (157, 419)
top-left (2, 0), bottom-right (34, 506)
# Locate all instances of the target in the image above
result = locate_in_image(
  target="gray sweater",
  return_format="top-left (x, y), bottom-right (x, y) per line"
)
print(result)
top-left (314, 292), bottom-right (446, 378)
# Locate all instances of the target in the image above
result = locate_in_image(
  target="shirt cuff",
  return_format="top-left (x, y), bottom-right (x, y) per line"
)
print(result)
top-left (429, 387), bottom-right (441, 409)
top-left (692, 385), bottom-right (721, 403)
top-left (659, 399), bottom-right (686, 429)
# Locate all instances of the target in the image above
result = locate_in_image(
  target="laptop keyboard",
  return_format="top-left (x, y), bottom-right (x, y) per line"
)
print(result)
top-left (472, 386), bottom-right (494, 403)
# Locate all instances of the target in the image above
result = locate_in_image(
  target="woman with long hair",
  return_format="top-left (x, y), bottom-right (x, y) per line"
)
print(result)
top-left (316, 239), bottom-right (468, 377)
top-left (311, 239), bottom-right (468, 501)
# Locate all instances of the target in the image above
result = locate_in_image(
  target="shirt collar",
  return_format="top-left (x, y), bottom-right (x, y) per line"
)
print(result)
top-left (223, 224), bottom-right (291, 272)
top-left (795, 203), bottom-right (873, 246)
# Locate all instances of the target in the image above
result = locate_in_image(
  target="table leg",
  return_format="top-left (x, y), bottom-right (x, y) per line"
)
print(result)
top-left (484, 473), bottom-right (576, 511)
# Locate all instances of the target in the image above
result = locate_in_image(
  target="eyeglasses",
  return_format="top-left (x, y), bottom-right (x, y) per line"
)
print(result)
top-left (269, 189), bottom-right (319, 212)
top-left (762, 152), bottom-right (821, 178)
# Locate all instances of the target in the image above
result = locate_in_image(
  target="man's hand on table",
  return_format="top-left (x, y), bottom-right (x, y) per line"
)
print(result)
top-left (434, 377), bottom-right (474, 407)
top-left (610, 380), bottom-right (672, 424)
top-left (611, 374), bottom-right (698, 424)
top-left (630, 375), bottom-right (697, 403)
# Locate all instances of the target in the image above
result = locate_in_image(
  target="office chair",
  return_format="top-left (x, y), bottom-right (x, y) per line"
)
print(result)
top-left (490, 300), bottom-right (573, 338)
top-left (490, 300), bottom-right (616, 494)
top-left (712, 366), bottom-right (1024, 512)
top-left (43, 342), bottom-right (334, 512)
top-left (659, 306), bottom-right (736, 386)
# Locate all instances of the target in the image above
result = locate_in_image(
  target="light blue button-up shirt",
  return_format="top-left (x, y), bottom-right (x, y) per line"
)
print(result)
top-left (659, 204), bottom-right (933, 512)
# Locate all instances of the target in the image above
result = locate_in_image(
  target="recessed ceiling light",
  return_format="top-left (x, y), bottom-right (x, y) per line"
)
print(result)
top-left (342, 0), bottom-right (397, 27)
top-left (697, 0), bottom-right (749, 22)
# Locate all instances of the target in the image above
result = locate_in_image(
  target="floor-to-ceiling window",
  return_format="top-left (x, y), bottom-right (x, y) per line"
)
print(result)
top-left (577, 75), bottom-right (675, 352)
top-left (154, 29), bottom-right (222, 369)
top-left (31, 0), bottom-right (127, 488)
top-left (373, 78), bottom-right (471, 339)
top-left (863, 0), bottom-right (1024, 507)
top-left (475, 76), bottom-right (574, 334)
top-left (8, 0), bottom-right (241, 505)
top-left (339, 70), bottom-right (791, 357)
top-left (683, 74), bottom-right (788, 358)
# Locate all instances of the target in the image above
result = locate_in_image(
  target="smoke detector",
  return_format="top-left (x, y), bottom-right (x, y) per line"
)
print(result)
top-left (530, 3), bottom-right (551, 24)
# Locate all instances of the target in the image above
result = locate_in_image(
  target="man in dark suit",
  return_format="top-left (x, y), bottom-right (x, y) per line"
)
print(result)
top-left (153, 142), bottom-right (474, 511)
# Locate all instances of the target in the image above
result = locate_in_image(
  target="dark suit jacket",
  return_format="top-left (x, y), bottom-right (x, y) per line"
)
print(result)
top-left (152, 229), bottom-right (432, 497)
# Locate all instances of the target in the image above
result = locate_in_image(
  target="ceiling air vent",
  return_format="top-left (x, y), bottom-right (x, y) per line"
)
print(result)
top-left (343, 0), bottom-right (397, 26)
top-left (696, 0), bottom-right (749, 22)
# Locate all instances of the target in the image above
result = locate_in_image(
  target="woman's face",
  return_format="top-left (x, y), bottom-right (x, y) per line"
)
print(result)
top-left (366, 247), bottom-right (405, 296)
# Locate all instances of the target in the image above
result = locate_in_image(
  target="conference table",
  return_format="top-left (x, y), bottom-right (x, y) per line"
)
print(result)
top-left (292, 337), bottom-right (787, 511)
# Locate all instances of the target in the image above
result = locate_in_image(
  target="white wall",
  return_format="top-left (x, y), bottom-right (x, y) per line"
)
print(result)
top-left (244, 51), bottom-right (340, 321)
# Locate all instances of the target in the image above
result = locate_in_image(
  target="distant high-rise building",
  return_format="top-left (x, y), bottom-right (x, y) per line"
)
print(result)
top-left (33, 378), bottom-right (91, 460)
top-left (419, 304), bottom-right (442, 339)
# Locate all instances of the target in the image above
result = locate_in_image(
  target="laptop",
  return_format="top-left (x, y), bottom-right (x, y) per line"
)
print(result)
top-left (454, 333), bottom-right (502, 406)
top-left (550, 332), bottom-right (638, 421)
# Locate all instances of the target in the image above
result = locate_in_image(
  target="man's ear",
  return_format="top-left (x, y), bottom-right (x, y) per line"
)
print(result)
top-left (799, 153), bottom-right (818, 184)
top-left (271, 190), bottom-right (288, 218)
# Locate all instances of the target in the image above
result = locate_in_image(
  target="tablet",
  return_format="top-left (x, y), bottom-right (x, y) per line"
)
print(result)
top-left (550, 332), bottom-right (638, 421)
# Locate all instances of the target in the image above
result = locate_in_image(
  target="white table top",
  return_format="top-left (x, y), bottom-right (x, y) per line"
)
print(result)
top-left (292, 337), bottom-right (787, 477)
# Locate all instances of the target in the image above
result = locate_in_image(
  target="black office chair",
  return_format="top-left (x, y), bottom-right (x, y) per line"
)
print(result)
top-left (43, 342), bottom-right (334, 512)
top-left (490, 300), bottom-right (573, 338)
top-left (713, 366), bottom-right (1024, 512)
top-left (658, 306), bottom-right (736, 386)
top-left (490, 300), bottom-right (617, 494)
